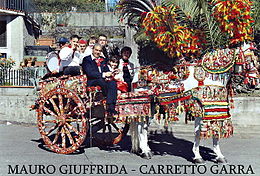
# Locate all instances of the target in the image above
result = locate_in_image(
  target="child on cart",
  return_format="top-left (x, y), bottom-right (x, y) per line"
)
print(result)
top-left (105, 57), bottom-right (128, 93)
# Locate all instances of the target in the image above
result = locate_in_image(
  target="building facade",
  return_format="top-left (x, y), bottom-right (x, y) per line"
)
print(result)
top-left (0, 0), bottom-right (40, 68)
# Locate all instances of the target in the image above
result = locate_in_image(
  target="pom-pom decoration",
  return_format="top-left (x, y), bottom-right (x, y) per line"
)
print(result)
top-left (142, 5), bottom-right (201, 58)
top-left (212, 0), bottom-right (254, 45)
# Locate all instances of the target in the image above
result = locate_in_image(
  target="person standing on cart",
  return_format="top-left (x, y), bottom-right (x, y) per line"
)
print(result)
top-left (118, 46), bottom-right (135, 92)
top-left (98, 34), bottom-right (109, 60)
top-left (42, 37), bottom-right (70, 79)
top-left (77, 39), bottom-right (88, 65)
top-left (84, 36), bottom-right (97, 57)
top-left (82, 43), bottom-right (118, 116)
top-left (59, 35), bottom-right (81, 76)
top-left (98, 34), bottom-right (120, 62)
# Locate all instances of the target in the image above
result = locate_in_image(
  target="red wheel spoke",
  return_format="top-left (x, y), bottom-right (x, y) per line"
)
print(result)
top-left (67, 106), bottom-right (80, 116)
top-left (65, 118), bottom-right (82, 122)
top-left (49, 98), bottom-right (60, 116)
top-left (41, 120), bottom-right (57, 123)
top-left (61, 128), bottom-right (66, 149)
top-left (64, 98), bottom-right (71, 112)
top-left (64, 125), bottom-right (75, 145)
top-left (58, 94), bottom-right (64, 115)
top-left (66, 123), bottom-right (80, 135)
top-left (52, 127), bottom-right (61, 145)
top-left (45, 124), bottom-right (59, 136)
top-left (43, 106), bottom-right (58, 118)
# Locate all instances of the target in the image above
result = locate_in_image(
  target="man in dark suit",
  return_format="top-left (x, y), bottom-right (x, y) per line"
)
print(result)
top-left (98, 34), bottom-right (120, 62)
top-left (82, 43), bottom-right (118, 115)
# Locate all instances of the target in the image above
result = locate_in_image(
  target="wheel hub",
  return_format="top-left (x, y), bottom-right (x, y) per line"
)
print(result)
top-left (57, 114), bottom-right (67, 125)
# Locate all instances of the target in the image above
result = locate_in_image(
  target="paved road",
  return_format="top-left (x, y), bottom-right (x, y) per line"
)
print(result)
top-left (0, 122), bottom-right (259, 176)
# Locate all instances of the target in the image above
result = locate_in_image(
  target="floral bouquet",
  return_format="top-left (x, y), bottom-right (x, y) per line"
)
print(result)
top-left (0, 54), bottom-right (15, 69)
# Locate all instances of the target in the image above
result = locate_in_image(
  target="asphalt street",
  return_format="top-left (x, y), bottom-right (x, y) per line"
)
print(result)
top-left (0, 122), bottom-right (260, 176)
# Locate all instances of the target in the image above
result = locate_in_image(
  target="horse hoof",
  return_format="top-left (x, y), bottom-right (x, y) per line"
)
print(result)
top-left (193, 158), bottom-right (205, 165)
top-left (147, 151), bottom-right (153, 158)
top-left (216, 157), bottom-right (227, 164)
top-left (141, 152), bottom-right (152, 160)
top-left (130, 149), bottom-right (141, 155)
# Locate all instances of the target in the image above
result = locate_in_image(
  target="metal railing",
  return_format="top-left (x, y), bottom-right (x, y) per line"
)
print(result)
top-left (0, 0), bottom-right (40, 27)
top-left (0, 0), bottom-right (118, 13)
top-left (0, 0), bottom-right (36, 12)
top-left (0, 67), bottom-right (47, 86)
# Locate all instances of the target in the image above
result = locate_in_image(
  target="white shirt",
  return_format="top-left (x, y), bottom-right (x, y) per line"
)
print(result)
top-left (79, 47), bottom-right (93, 64)
top-left (79, 52), bottom-right (87, 65)
top-left (59, 47), bottom-right (80, 71)
top-left (91, 54), bottom-right (102, 73)
top-left (84, 46), bottom-right (92, 57)
top-left (118, 59), bottom-right (135, 79)
top-left (107, 65), bottom-right (123, 81)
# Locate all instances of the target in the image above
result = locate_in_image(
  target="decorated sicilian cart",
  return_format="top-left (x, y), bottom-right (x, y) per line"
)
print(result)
top-left (31, 45), bottom-right (258, 157)
top-left (30, 0), bottom-right (259, 162)
top-left (116, 0), bottom-right (259, 162)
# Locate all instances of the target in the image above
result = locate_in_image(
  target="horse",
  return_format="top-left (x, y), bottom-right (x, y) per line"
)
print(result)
top-left (124, 43), bottom-right (259, 163)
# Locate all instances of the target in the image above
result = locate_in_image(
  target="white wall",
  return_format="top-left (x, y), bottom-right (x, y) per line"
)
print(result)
top-left (0, 87), bottom-right (36, 124)
top-left (66, 12), bottom-right (122, 27)
top-left (0, 15), bottom-right (37, 69)
top-left (124, 26), bottom-right (140, 70)
top-left (230, 97), bottom-right (260, 126)
top-left (0, 15), bottom-right (24, 68)
top-left (9, 16), bottom-right (24, 68)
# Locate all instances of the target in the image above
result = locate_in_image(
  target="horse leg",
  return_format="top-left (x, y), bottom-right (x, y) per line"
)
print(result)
top-left (192, 117), bottom-right (205, 164)
top-left (130, 121), bottom-right (140, 154)
top-left (213, 137), bottom-right (227, 163)
top-left (138, 122), bottom-right (152, 159)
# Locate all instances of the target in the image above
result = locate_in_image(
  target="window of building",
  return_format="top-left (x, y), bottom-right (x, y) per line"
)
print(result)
top-left (0, 53), bottom-right (7, 58)
top-left (0, 21), bottom-right (7, 47)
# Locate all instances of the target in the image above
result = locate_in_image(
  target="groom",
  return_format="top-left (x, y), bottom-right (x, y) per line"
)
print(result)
top-left (82, 43), bottom-right (117, 115)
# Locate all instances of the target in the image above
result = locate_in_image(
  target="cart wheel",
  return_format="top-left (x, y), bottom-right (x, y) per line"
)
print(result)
top-left (37, 88), bottom-right (87, 154)
top-left (89, 106), bottom-right (129, 146)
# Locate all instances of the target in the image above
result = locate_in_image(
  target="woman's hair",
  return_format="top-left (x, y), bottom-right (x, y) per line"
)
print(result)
top-left (98, 34), bottom-right (107, 39)
top-left (121, 46), bottom-right (132, 55)
top-left (70, 34), bottom-right (81, 40)
top-left (88, 36), bottom-right (97, 43)
top-left (109, 57), bottom-right (119, 64)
